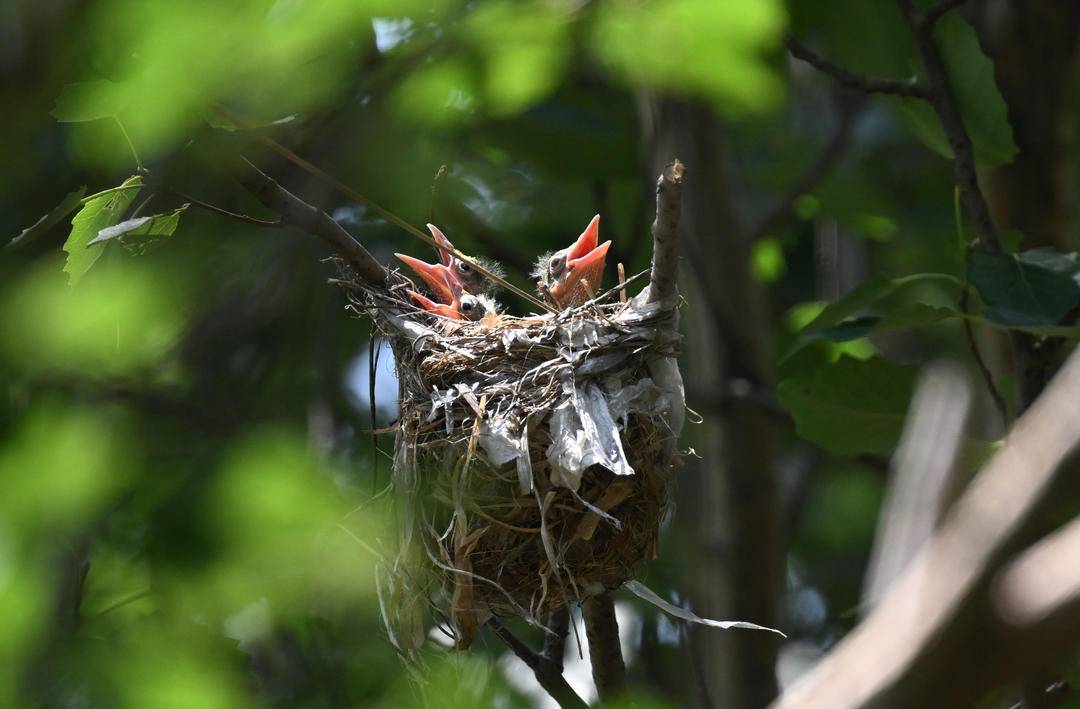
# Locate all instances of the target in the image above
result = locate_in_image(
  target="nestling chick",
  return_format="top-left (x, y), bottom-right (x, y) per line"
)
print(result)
top-left (402, 264), bottom-right (498, 321)
top-left (532, 214), bottom-right (611, 310)
top-left (428, 224), bottom-right (505, 298)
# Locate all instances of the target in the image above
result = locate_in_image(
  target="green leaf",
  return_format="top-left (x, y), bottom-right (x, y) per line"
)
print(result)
top-left (892, 15), bottom-right (1018, 168)
top-left (467, 1), bottom-right (568, 115)
top-left (1016, 247), bottom-right (1080, 283)
top-left (6, 187), bottom-right (87, 250)
top-left (751, 237), bottom-right (786, 283)
top-left (88, 205), bottom-right (187, 247)
top-left (803, 273), bottom-right (960, 333)
top-left (811, 304), bottom-right (959, 344)
top-left (869, 303), bottom-right (957, 335)
top-left (968, 250), bottom-right (1080, 326)
top-left (778, 355), bottom-right (918, 457)
top-left (63, 176), bottom-right (143, 287)
top-left (51, 80), bottom-right (132, 122)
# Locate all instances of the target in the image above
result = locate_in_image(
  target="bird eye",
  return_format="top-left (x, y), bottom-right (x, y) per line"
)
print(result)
top-left (457, 261), bottom-right (472, 273)
top-left (550, 254), bottom-right (566, 274)
top-left (461, 301), bottom-right (474, 312)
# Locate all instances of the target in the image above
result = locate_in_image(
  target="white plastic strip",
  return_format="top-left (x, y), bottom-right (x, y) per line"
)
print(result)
top-left (624, 580), bottom-right (786, 637)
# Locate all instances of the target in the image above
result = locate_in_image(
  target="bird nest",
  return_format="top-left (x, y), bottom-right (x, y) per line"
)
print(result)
top-left (346, 271), bottom-right (684, 653)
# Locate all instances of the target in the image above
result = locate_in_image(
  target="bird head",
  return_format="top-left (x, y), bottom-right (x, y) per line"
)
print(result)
top-left (402, 262), bottom-right (495, 322)
top-left (535, 215), bottom-right (610, 309)
top-left (428, 224), bottom-right (502, 296)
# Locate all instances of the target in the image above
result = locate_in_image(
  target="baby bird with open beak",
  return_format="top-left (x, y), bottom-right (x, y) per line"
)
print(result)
top-left (395, 228), bottom-right (499, 321)
top-left (533, 215), bottom-right (611, 310)
top-left (428, 224), bottom-right (504, 298)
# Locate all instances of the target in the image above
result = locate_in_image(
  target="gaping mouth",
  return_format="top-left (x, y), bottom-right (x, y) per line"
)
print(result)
top-left (395, 253), bottom-right (464, 305)
top-left (548, 215), bottom-right (611, 302)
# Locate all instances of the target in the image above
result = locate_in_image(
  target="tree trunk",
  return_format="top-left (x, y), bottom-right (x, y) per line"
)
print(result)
top-left (645, 98), bottom-right (782, 708)
top-left (983, 0), bottom-right (1080, 251)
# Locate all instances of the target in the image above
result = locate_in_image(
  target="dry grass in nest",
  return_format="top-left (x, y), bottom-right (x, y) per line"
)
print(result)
top-left (345, 271), bottom-right (683, 651)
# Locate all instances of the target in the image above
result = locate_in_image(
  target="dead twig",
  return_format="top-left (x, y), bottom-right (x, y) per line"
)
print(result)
top-left (229, 156), bottom-right (387, 286)
top-left (648, 159), bottom-right (685, 305)
top-left (489, 619), bottom-right (588, 709)
top-left (785, 39), bottom-right (933, 100)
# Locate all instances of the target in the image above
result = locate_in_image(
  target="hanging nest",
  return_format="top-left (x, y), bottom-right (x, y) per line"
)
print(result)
top-left (344, 265), bottom-right (684, 653)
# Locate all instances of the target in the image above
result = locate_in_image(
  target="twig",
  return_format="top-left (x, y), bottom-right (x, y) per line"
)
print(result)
top-left (617, 263), bottom-right (627, 304)
top-left (213, 105), bottom-right (553, 313)
top-left (960, 287), bottom-right (1008, 424)
top-left (428, 164), bottom-right (447, 224)
top-left (229, 156), bottom-right (387, 287)
top-left (648, 159), bottom-right (685, 305)
top-left (489, 619), bottom-right (588, 709)
top-left (785, 39), bottom-right (933, 100)
top-left (894, 0), bottom-right (1000, 253)
top-left (168, 188), bottom-right (284, 228)
top-left (751, 93), bottom-right (865, 242)
top-left (922, 0), bottom-right (969, 28)
top-left (582, 593), bottom-right (626, 701)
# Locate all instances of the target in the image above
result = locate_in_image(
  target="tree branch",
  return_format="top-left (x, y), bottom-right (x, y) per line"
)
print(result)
top-left (582, 593), bottom-right (626, 701)
top-left (785, 38), bottom-right (933, 100)
top-left (648, 159), bottom-right (685, 305)
top-left (771, 346), bottom-right (1080, 709)
top-left (922, 0), bottom-right (969, 28)
top-left (751, 93), bottom-right (865, 242)
top-left (894, 0), bottom-right (1000, 253)
top-left (229, 157), bottom-right (387, 287)
top-left (959, 286), bottom-right (1009, 425)
top-left (539, 609), bottom-right (570, 678)
top-left (489, 619), bottom-right (587, 709)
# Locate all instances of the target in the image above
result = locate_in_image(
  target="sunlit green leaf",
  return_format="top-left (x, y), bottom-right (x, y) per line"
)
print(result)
top-left (593, 0), bottom-right (785, 113)
top-left (7, 187), bottom-right (87, 249)
top-left (893, 15), bottom-right (1018, 168)
top-left (0, 407), bottom-right (126, 530)
top-left (468, 1), bottom-right (569, 115)
top-left (51, 80), bottom-right (132, 122)
top-left (89, 204), bottom-right (188, 249)
top-left (63, 176), bottom-right (143, 286)
top-left (1, 259), bottom-right (184, 375)
top-left (778, 355), bottom-right (917, 456)
top-left (392, 59), bottom-right (477, 126)
top-left (0, 556), bottom-right (49, 673)
top-left (751, 237), bottom-right (787, 283)
top-left (968, 250), bottom-right (1080, 326)
top-left (190, 430), bottom-right (377, 613)
top-left (112, 625), bottom-right (246, 709)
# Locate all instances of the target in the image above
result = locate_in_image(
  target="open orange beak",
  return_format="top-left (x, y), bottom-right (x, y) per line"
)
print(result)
top-left (405, 267), bottom-right (466, 319)
top-left (548, 215), bottom-right (611, 304)
top-left (394, 253), bottom-right (464, 305)
top-left (406, 290), bottom-right (462, 319)
top-left (428, 224), bottom-right (455, 268)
